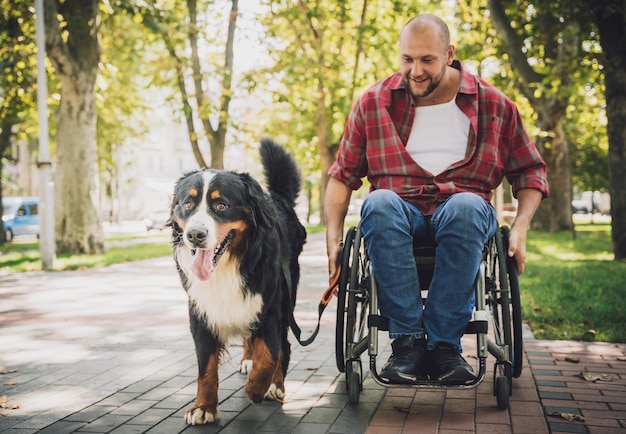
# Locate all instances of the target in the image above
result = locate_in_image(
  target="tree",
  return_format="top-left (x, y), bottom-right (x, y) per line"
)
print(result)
top-left (43, 0), bottom-right (104, 254)
top-left (485, 0), bottom-right (582, 232)
top-left (133, 0), bottom-right (240, 170)
top-left (588, 1), bottom-right (626, 259)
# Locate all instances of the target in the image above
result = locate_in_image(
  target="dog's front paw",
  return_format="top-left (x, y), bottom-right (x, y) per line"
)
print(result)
top-left (238, 359), bottom-right (253, 374)
top-left (264, 383), bottom-right (285, 403)
top-left (185, 406), bottom-right (218, 425)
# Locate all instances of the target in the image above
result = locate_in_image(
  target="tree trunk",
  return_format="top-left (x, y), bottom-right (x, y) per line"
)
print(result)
top-left (44, 0), bottom-right (104, 254)
top-left (187, 0), bottom-right (238, 170)
top-left (531, 121), bottom-right (573, 231)
top-left (54, 78), bottom-right (104, 254)
top-left (591, 2), bottom-right (626, 259)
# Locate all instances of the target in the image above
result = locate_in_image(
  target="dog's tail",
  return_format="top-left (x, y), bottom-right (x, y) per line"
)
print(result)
top-left (260, 138), bottom-right (301, 208)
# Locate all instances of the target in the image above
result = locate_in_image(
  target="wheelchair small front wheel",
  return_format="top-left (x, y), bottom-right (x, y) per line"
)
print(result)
top-left (495, 375), bottom-right (510, 409)
top-left (346, 360), bottom-right (362, 404)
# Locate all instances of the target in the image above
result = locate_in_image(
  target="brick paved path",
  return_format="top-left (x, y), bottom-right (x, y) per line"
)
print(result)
top-left (1, 232), bottom-right (624, 433)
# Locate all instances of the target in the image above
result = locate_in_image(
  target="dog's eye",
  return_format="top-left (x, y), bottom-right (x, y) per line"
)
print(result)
top-left (213, 202), bottom-right (229, 212)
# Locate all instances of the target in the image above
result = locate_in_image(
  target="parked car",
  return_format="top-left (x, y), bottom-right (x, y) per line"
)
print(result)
top-left (571, 191), bottom-right (611, 215)
top-left (144, 211), bottom-right (169, 231)
top-left (2, 196), bottom-right (40, 242)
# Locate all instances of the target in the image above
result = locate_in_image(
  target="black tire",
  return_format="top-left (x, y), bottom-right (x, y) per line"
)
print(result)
top-left (495, 375), bottom-right (510, 410)
top-left (335, 227), bottom-right (357, 373)
top-left (501, 226), bottom-right (524, 378)
top-left (490, 226), bottom-right (523, 382)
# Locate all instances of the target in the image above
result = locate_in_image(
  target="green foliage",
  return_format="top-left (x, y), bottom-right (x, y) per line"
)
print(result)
top-left (0, 2), bottom-right (36, 124)
top-left (0, 2), bottom-right (39, 154)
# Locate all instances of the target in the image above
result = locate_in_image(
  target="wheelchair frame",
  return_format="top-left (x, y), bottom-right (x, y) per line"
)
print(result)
top-left (335, 225), bottom-right (523, 409)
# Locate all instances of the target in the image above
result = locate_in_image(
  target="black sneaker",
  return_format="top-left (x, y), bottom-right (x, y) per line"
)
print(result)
top-left (379, 336), bottom-right (426, 383)
top-left (427, 343), bottom-right (476, 384)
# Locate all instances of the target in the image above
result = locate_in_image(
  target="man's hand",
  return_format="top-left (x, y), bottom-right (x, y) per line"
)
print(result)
top-left (507, 224), bottom-right (527, 274)
top-left (508, 189), bottom-right (543, 275)
top-left (328, 240), bottom-right (344, 284)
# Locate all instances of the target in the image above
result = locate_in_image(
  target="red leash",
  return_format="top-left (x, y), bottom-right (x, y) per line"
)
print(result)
top-left (321, 265), bottom-right (340, 306)
top-left (290, 266), bottom-right (341, 346)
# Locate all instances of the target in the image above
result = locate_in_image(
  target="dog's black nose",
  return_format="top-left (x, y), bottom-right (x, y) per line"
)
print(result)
top-left (186, 228), bottom-right (208, 247)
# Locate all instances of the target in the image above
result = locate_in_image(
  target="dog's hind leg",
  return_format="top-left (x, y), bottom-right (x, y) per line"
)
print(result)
top-left (245, 336), bottom-right (278, 403)
top-left (238, 336), bottom-right (254, 374)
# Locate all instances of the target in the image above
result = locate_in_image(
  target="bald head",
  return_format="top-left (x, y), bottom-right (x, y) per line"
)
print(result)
top-left (401, 14), bottom-right (451, 50)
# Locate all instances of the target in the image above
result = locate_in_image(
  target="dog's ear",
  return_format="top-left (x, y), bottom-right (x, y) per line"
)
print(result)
top-left (237, 173), bottom-right (281, 280)
top-left (238, 173), bottom-right (275, 229)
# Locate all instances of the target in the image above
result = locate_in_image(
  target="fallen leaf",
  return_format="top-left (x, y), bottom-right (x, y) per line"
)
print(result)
top-left (577, 371), bottom-right (612, 382)
top-left (617, 356), bottom-right (626, 362)
top-left (548, 411), bottom-right (585, 422)
top-left (0, 370), bottom-right (17, 375)
top-left (564, 357), bottom-right (580, 363)
top-left (0, 395), bottom-right (20, 411)
top-left (4, 382), bottom-right (17, 386)
top-left (394, 406), bottom-right (418, 414)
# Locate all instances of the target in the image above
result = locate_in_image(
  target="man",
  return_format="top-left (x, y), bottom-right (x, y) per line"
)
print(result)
top-left (325, 14), bottom-right (548, 384)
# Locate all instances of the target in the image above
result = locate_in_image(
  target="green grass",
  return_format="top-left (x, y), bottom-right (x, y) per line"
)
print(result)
top-left (0, 236), bottom-right (172, 272)
top-left (523, 221), bottom-right (626, 343)
top-left (2, 221), bottom-right (625, 343)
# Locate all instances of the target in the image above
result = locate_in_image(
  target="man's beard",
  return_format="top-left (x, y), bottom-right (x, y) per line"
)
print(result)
top-left (404, 66), bottom-right (446, 99)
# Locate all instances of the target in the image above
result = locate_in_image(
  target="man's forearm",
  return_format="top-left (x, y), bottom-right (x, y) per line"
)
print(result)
top-left (325, 178), bottom-right (352, 237)
top-left (513, 188), bottom-right (543, 228)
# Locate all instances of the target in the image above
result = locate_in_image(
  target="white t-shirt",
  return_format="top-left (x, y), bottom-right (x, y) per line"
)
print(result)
top-left (405, 98), bottom-right (470, 176)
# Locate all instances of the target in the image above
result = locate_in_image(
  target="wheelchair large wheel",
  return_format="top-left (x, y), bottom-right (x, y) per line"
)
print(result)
top-left (335, 227), bottom-right (356, 373)
top-left (335, 227), bottom-right (370, 394)
top-left (502, 227), bottom-right (524, 379)
top-left (489, 226), bottom-right (524, 404)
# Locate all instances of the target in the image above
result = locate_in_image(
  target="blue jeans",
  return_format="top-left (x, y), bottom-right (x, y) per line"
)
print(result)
top-left (360, 190), bottom-right (497, 353)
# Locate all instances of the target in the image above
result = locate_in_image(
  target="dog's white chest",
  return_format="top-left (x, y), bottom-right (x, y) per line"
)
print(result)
top-left (181, 251), bottom-right (263, 341)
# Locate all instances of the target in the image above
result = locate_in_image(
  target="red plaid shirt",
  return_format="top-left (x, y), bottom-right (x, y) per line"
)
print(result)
top-left (329, 60), bottom-right (549, 215)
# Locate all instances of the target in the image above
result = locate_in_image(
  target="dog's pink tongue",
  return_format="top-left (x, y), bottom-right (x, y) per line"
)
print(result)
top-left (191, 249), bottom-right (214, 281)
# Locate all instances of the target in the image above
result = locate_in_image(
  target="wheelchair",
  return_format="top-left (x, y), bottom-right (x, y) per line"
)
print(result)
top-left (334, 225), bottom-right (523, 409)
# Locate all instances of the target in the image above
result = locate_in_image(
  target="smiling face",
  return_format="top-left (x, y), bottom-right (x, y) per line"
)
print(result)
top-left (399, 16), bottom-right (455, 101)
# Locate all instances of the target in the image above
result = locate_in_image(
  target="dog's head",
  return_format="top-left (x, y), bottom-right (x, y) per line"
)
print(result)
top-left (168, 169), bottom-right (275, 281)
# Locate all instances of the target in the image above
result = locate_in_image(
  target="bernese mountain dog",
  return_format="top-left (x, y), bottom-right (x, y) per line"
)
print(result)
top-left (168, 138), bottom-right (306, 425)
